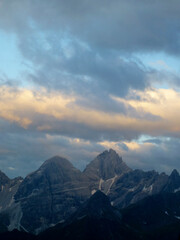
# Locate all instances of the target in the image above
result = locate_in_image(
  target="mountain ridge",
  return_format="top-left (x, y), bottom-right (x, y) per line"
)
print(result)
top-left (0, 149), bottom-right (179, 234)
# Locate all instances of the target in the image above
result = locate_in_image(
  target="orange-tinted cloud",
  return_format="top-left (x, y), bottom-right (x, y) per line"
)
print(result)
top-left (0, 86), bottom-right (180, 139)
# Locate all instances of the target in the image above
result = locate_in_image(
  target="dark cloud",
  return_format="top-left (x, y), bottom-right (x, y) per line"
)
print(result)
top-left (19, 33), bottom-right (149, 97)
top-left (0, 0), bottom-right (180, 177)
top-left (1, 0), bottom-right (180, 54)
top-left (0, 0), bottom-right (180, 96)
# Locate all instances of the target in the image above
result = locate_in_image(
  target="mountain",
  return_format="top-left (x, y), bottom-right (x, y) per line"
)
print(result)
top-left (0, 149), bottom-right (179, 234)
top-left (0, 171), bottom-right (23, 233)
top-left (121, 191), bottom-right (180, 240)
top-left (14, 156), bottom-right (92, 233)
top-left (1, 190), bottom-right (180, 240)
top-left (0, 170), bottom-right (10, 190)
top-left (84, 149), bottom-right (131, 181)
top-left (38, 191), bottom-right (141, 240)
top-left (162, 169), bottom-right (180, 193)
top-left (0, 229), bottom-right (36, 240)
top-left (108, 169), bottom-right (169, 208)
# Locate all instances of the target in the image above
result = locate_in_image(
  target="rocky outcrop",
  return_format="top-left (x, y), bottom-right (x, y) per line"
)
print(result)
top-left (84, 149), bottom-right (131, 181)
top-left (0, 149), bottom-right (179, 234)
top-left (121, 191), bottom-right (180, 240)
top-left (0, 171), bottom-right (10, 191)
top-left (109, 169), bottom-right (169, 208)
top-left (14, 156), bottom-right (92, 233)
top-left (0, 176), bottom-right (23, 232)
top-left (161, 169), bottom-right (180, 193)
top-left (39, 191), bottom-right (140, 240)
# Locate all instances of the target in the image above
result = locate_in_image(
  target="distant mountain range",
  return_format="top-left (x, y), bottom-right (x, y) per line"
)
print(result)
top-left (0, 149), bottom-right (179, 239)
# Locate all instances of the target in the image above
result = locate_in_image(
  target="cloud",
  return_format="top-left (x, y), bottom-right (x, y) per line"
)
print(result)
top-left (1, 0), bottom-right (180, 97)
top-left (0, 86), bottom-right (180, 142)
top-left (17, 33), bottom-right (149, 98)
top-left (1, 0), bottom-right (180, 55)
top-left (1, 0), bottom-right (180, 177)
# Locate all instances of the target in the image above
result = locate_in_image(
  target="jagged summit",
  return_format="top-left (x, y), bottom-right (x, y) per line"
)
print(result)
top-left (0, 170), bottom-right (10, 188)
top-left (170, 169), bottom-right (179, 178)
top-left (84, 149), bottom-right (131, 180)
top-left (161, 169), bottom-right (180, 193)
top-left (86, 190), bottom-right (111, 210)
top-left (69, 190), bottom-right (121, 222)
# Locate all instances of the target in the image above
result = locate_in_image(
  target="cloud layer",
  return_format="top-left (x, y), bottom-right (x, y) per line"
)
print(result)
top-left (0, 0), bottom-right (180, 177)
top-left (1, 0), bottom-right (180, 54)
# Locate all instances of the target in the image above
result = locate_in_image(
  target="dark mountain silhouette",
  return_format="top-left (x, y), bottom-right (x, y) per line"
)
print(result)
top-left (121, 191), bottom-right (180, 240)
top-left (38, 191), bottom-right (141, 240)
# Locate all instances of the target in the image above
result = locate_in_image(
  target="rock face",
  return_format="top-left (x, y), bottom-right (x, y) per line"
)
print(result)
top-left (0, 171), bottom-right (10, 191)
top-left (14, 156), bottom-right (91, 233)
top-left (70, 190), bottom-right (121, 221)
top-left (109, 169), bottom-right (169, 208)
top-left (0, 175), bottom-right (23, 232)
top-left (84, 149), bottom-right (131, 181)
top-left (0, 177), bottom-right (22, 211)
top-left (0, 149), bottom-right (179, 234)
top-left (39, 191), bottom-right (140, 240)
top-left (1, 191), bottom-right (180, 240)
top-left (162, 169), bottom-right (180, 193)
top-left (121, 191), bottom-right (180, 240)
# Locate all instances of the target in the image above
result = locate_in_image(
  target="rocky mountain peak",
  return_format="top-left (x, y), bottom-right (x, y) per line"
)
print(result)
top-left (87, 190), bottom-right (111, 210)
top-left (37, 155), bottom-right (84, 183)
top-left (0, 170), bottom-right (10, 189)
top-left (71, 190), bottom-right (121, 221)
top-left (15, 156), bottom-right (83, 199)
top-left (40, 156), bottom-right (77, 172)
top-left (162, 169), bottom-right (180, 193)
top-left (84, 149), bottom-right (131, 180)
top-left (170, 169), bottom-right (179, 179)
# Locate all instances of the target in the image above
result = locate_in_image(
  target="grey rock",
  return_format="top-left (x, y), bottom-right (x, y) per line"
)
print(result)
top-left (84, 149), bottom-right (131, 181)
top-left (109, 169), bottom-right (169, 208)
top-left (14, 156), bottom-right (92, 233)
top-left (161, 169), bottom-right (180, 193)
top-left (0, 171), bottom-right (10, 191)
top-left (0, 149), bottom-right (179, 234)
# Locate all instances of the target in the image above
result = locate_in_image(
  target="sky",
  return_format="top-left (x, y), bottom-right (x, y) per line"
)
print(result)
top-left (1, 0), bottom-right (180, 178)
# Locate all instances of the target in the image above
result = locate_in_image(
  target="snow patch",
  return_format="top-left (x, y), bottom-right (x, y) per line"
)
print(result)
top-left (106, 175), bottom-right (117, 195)
top-left (128, 187), bottom-right (136, 192)
top-left (175, 215), bottom-right (180, 220)
top-left (142, 184), bottom-right (153, 194)
top-left (165, 211), bottom-right (169, 215)
top-left (91, 189), bottom-right (97, 195)
top-left (99, 178), bottom-right (104, 191)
